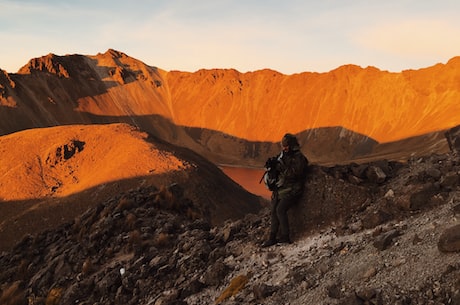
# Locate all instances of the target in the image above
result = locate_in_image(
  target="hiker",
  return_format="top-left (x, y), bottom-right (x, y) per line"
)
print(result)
top-left (262, 133), bottom-right (309, 247)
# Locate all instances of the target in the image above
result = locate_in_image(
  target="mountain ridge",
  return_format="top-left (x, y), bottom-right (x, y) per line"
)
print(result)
top-left (0, 49), bottom-right (459, 165)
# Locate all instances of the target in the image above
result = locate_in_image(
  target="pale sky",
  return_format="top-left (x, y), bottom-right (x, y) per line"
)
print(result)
top-left (1, 0), bottom-right (460, 74)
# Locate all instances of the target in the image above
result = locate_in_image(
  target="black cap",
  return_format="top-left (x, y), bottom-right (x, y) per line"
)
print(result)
top-left (281, 133), bottom-right (299, 148)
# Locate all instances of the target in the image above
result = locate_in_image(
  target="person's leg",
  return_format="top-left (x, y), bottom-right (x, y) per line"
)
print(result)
top-left (262, 195), bottom-right (279, 247)
top-left (269, 197), bottom-right (280, 239)
top-left (276, 194), bottom-right (300, 243)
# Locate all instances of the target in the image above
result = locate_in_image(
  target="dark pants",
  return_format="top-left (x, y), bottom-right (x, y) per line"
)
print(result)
top-left (269, 191), bottom-right (302, 240)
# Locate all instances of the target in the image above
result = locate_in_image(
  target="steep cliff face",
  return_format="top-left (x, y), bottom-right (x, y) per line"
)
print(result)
top-left (0, 49), bottom-right (458, 164)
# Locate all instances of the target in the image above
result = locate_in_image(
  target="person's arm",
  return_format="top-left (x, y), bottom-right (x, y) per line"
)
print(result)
top-left (283, 154), bottom-right (308, 181)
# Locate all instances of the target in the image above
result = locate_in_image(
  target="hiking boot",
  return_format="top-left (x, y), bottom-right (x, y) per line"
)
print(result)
top-left (278, 236), bottom-right (292, 244)
top-left (261, 239), bottom-right (277, 248)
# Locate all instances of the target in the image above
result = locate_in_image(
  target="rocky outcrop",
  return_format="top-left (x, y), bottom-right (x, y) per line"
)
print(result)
top-left (45, 139), bottom-right (85, 165)
top-left (18, 53), bottom-right (71, 78)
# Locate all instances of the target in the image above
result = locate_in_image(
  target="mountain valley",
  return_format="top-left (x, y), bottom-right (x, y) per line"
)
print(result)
top-left (1, 50), bottom-right (460, 304)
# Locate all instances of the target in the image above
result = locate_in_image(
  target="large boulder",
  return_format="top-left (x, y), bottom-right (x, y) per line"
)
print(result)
top-left (438, 224), bottom-right (460, 252)
top-left (289, 166), bottom-right (371, 238)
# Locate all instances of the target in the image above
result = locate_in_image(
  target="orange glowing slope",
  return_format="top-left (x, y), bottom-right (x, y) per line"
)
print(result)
top-left (1, 50), bottom-right (460, 143)
top-left (165, 60), bottom-right (460, 143)
top-left (0, 123), bottom-right (188, 201)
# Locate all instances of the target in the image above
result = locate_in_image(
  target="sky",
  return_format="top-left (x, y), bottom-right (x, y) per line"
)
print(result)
top-left (1, 0), bottom-right (460, 74)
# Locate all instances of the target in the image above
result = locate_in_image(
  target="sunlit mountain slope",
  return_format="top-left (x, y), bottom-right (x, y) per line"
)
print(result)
top-left (0, 49), bottom-right (459, 163)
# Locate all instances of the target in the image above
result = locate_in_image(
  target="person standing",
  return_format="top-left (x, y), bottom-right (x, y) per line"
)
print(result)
top-left (262, 133), bottom-right (309, 247)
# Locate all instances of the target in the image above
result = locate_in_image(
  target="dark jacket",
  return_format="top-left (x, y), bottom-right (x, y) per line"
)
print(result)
top-left (276, 147), bottom-right (309, 199)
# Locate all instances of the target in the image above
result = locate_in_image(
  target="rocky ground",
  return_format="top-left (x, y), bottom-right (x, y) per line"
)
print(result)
top-left (1, 151), bottom-right (460, 305)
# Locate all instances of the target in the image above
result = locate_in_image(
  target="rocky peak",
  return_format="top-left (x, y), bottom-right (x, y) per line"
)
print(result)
top-left (17, 53), bottom-right (71, 78)
top-left (104, 48), bottom-right (129, 60)
top-left (0, 69), bottom-right (16, 89)
top-left (91, 49), bottom-right (158, 85)
top-left (0, 70), bottom-right (16, 107)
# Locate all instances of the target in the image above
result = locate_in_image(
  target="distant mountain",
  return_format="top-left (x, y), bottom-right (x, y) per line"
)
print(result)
top-left (0, 49), bottom-right (458, 165)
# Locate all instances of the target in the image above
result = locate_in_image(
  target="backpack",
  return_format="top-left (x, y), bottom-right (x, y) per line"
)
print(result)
top-left (262, 156), bottom-right (281, 191)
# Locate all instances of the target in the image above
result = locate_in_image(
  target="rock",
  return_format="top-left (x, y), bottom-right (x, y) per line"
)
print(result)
top-left (337, 294), bottom-right (363, 305)
top-left (384, 189), bottom-right (395, 198)
top-left (362, 266), bottom-right (378, 279)
top-left (412, 234), bottom-right (423, 245)
top-left (354, 288), bottom-right (383, 304)
top-left (179, 278), bottom-right (205, 299)
top-left (289, 170), bottom-right (371, 237)
top-left (366, 166), bottom-right (387, 183)
top-left (445, 125), bottom-right (460, 153)
top-left (372, 160), bottom-right (392, 176)
top-left (440, 172), bottom-right (459, 190)
top-left (438, 224), bottom-right (460, 252)
top-left (373, 229), bottom-right (401, 251)
top-left (453, 204), bottom-right (460, 215)
top-left (202, 260), bottom-right (230, 286)
top-left (351, 164), bottom-right (368, 178)
top-left (348, 220), bottom-right (363, 233)
top-left (409, 185), bottom-right (438, 210)
top-left (252, 283), bottom-right (276, 300)
top-left (362, 209), bottom-right (392, 229)
top-left (97, 269), bottom-right (122, 295)
top-left (425, 167), bottom-right (442, 180)
top-left (154, 289), bottom-right (184, 305)
top-left (167, 183), bottom-right (184, 199)
top-left (327, 282), bottom-right (344, 299)
top-left (348, 174), bottom-right (363, 185)
top-left (45, 287), bottom-right (63, 305)
top-left (222, 225), bottom-right (236, 243)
